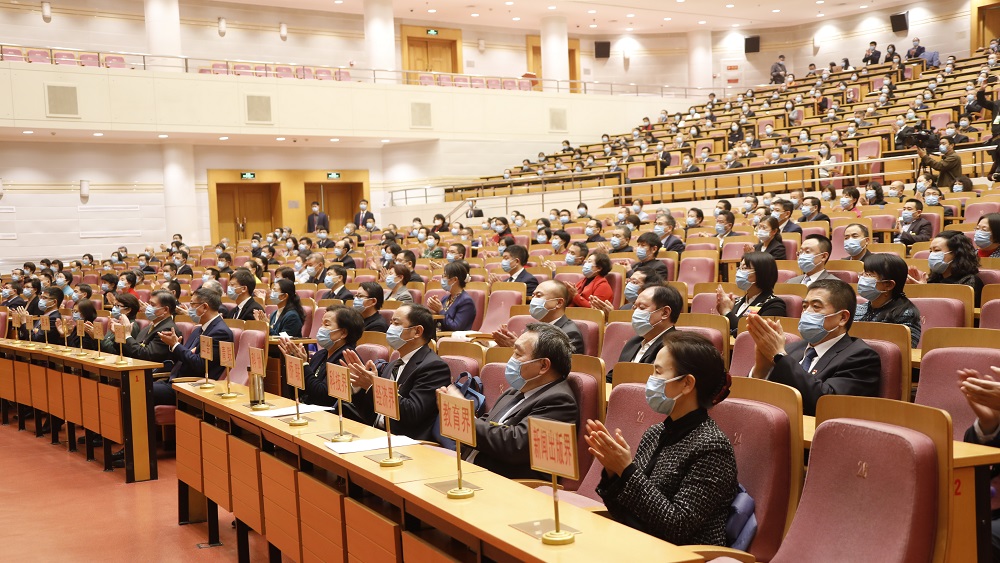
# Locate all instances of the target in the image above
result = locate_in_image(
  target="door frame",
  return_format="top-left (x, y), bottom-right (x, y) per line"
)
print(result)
top-left (207, 169), bottom-right (370, 242)
top-left (401, 25), bottom-right (463, 76)
top-left (972, 0), bottom-right (1000, 53)
top-left (526, 36), bottom-right (581, 92)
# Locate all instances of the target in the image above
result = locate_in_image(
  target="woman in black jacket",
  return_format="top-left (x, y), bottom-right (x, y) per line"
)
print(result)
top-left (718, 251), bottom-right (787, 336)
top-left (279, 305), bottom-right (363, 407)
top-left (258, 278), bottom-right (305, 337)
top-left (752, 216), bottom-right (787, 260)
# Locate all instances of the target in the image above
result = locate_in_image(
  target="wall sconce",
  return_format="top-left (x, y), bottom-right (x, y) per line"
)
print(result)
top-left (279, 22), bottom-right (288, 41)
top-left (478, 39), bottom-right (486, 53)
top-left (79, 180), bottom-right (90, 199)
top-left (218, 17), bottom-right (227, 37)
top-left (623, 49), bottom-right (631, 60)
top-left (41, 2), bottom-right (52, 23)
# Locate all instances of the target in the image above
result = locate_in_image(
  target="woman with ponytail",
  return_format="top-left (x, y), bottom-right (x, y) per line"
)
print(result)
top-left (255, 278), bottom-right (304, 337)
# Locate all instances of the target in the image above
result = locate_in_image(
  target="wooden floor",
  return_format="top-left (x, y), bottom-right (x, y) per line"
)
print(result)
top-left (0, 415), bottom-right (278, 562)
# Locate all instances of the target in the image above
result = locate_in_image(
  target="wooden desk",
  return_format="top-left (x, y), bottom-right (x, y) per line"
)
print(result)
top-left (0, 339), bottom-right (162, 483)
top-left (173, 380), bottom-right (701, 563)
top-left (803, 414), bottom-right (1000, 563)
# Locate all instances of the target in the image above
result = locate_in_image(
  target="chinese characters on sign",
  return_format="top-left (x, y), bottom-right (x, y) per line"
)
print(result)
top-left (285, 354), bottom-right (304, 389)
top-left (248, 347), bottom-right (264, 377)
top-left (528, 417), bottom-right (579, 481)
top-left (372, 377), bottom-right (400, 421)
top-left (218, 341), bottom-right (235, 369)
top-left (326, 363), bottom-right (352, 402)
top-left (438, 393), bottom-right (476, 447)
top-left (199, 335), bottom-right (213, 361)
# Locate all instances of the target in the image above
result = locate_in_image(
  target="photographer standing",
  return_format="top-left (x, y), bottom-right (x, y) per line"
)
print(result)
top-left (916, 138), bottom-right (962, 189)
top-left (976, 84), bottom-right (1000, 180)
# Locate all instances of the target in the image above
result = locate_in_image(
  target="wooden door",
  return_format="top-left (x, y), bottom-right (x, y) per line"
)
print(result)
top-left (428, 40), bottom-right (454, 73)
top-left (408, 39), bottom-right (429, 83)
top-left (304, 183), bottom-right (363, 231)
top-left (216, 184), bottom-right (274, 243)
top-left (531, 46), bottom-right (543, 86)
top-left (217, 185), bottom-right (240, 244)
top-left (986, 6), bottom-right (1000, 42)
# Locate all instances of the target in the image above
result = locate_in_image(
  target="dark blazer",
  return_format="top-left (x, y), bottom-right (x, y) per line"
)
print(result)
top-left (662, 235), bottom-right (686, 254)
top-left (2, 296), bottom-right (25, 309)
top-left (26, 296), bottom-right (41, 316)
top-left (725, 292), bottom-right (785, 335)
top-left (225, 298), bottom-right (265, 322)
top-left (465, 208), bottom-right (485, 218)
top-left (353, 211), bottom-right (375, 227)
top-left (800, 211), bottom-right (831, 224)
top-left (315, 238), bottom-right (336, 249)
top-left (168, 315), bottom-right (234, 381)
top-left (176, 264), bottom-right (193, 276)
top-left (862, 49), bottom-right (882, 65)
top-left (780, 221), bottom-right (803, 235)
top-left (321, 286), bottom-right (354, 302)
top-left (607, 326), bottom-right (674, 382)
top-left (464, 380), bottom-right (580, 480)
top-left (307, 267), bottom-right (329, 285)
top-left (363, 312), bottom-right (389, 333)
top-left (628, 258), bottom-right (671, 282)
top-left (679, 165), bottom-right (700, 174)
top-left (768, 335), bottom-right (881, 415)
top-left (122, 317), bottom-right (179, 363)
top-left (350, 345), bottom-right (452, 441)
top-left (99, 319), bottom-right (142, 353)
top-left (332, 255), bottom-right (357, 270)
top-left (754, 237), bottom-right (787, 260)
top-left (553, 315), bottom-right (585, 355)
top-left (724, 160), bottom-right (744, 170)
top-left (898, 217), bottom-right (933, 245)
top-left (308, 212), bottom-right (330, 233)
top-left (20, 310), bottom-right (62, 344)
top-left (301, 346), bottom-right (352, 407)
top-left (510, 269), bottom-right (539, 297)
top-left (440, 291), bottom-right (476, 332)
top-left (269, 307), bottom-right (304, 337)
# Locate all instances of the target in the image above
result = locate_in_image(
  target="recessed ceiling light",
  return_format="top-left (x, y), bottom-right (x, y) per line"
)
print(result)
top-left (92, 132), bottom-right (104, 137)
top-left (381, 139), bottom-right (391, 143)
top-left (276, 137), bottom-right (285, 141)
top-left (859, 4), bottom-right (868, 7)
top-left (772, 8), bottom-right (780, 12)
top-left (698, 20), bottom-right (706, 24)
top-left (626, 13), bottom-right (635, 17)
top-left (626, 27), bottom-right (633, 31)
top-left (219, 136), bottom-right (229, 141)
top-left (330, 138), bottom-right (340, 142)
top-left (816, 1), bottom-right (824, 3)
top-left (726, 3), bottom-right (734, 7)
top-left (548, 5), bottom-right (556, 9)
top-left (817, 12), bottom-right (824, 16)
top-left (587, 9), bottom-right (596, 13)
top-left (158, 134), bottom-right (169, 138)
top-left (22, 130), bottom-right (33, 135)
top-left (471, 13), bottom-right (479, 17)
top-left (663, 17), bottom-right (672, 21)
top-left (512, 16), bottom-right (520, 21)
top-left (504, 1), bottom-right (513, 4)
top-left (427, 8), bottom-right (436, 13)
top-left (732, 23), bottom-right (740, 27)
top-left (589, 24), bottom-right (597, 27)
top-left (334, 0), bottom-right (342, 3)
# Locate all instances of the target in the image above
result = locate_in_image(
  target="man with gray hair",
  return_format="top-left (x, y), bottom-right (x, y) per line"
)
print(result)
top-left (151, 287), bottom-right (234, 407)
top-left (441, 322), bottom-right (579, 480)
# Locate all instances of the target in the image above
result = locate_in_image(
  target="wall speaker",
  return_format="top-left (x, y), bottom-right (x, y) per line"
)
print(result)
top-left (79, 180), bottom-right (90, 198)
top-left (890, 12), bottom-right (908, 33)
top-left (745, 36), bottom-right (761, 54)
top-left (595, 41), bottom-right (611, 59)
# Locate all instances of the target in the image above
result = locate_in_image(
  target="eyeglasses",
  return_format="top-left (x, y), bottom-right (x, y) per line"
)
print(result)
top-left (736, 266), bottom-right (756, 272)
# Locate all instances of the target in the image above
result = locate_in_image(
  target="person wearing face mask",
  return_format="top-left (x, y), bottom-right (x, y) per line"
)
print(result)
top-left (281, 305), bottom-right (364, 408)
top-left (583, 219), bottom-right (606, 244)
top-left (683, 208), bottom-right (704, 234)
top-left (58, 298), bottom-right (101, 351)
top-left (723, 149), bottom-right (744, 169)
top-left (117, 271), bottom-right (139, 298)
top-left (766, 149), bottom-right (786, 166)
top-left (854, 254), bottom-right (922, 348)
top-left (172, 250), bottom-right (193, 276)
top-left (441, 322), bottom-right (578, 478)
top-left (843, 223), bottom-right (873, 263)
top-left (942, 120), bottom-right (970, 145)
top-left (606, 285), bottom-right (683, 382)
top-left (492, 281), bottom-right (584, 355)
top-left (567, 251), bottom-right (613, 310)
top-left (975, 213), bottom-right (1000, 258)
top-left (787, 235), bottom-right (837, 286)
top-left (630, 199), bottom-right (650, 223)
top-left (776, 136), bottom-right (798, 156)
top-left (910, 231), bottom-right (984, 304)
top-left (838, 186), bottom-right (863, 217)
top-left (213, 251), bottom-right (233, 276)
top-left (353, 282), bottom-right (389, 332)
top-left (769, 54), bottom-right (787, 84)
top-left (313, 228), bottom-right (335, 249)
top-left (428, 213), bottom-right (447, 234)
top-left (153, 287), bottom-right (234, 407)
top-left (770, 200), bottom-right (802, 235)
top-left (223, 269), bottom-right (265, 321)
top-left (917, 137), bottom-right (962, 189)
top-left (319, 264), bottom-right (352, 302)
top-left (862, 41), bottom-right (881, 65)
top-left (253, 278), bottom-right (305, 337)
top-left (383, 263), bottom-right (414, 304)
top-left (678, 155), bottom-right (699, 174)
top-left (958, 115), bottom-right (980, 134)
top-left (491, 217), bottom-right (513, 244)
top-left (2, 281), bottom-right (26, 309)
top-left (727, 122), bottom-right (744, 147)
top-left (906, 37), bottom-right (925, 60)
top-left (109, 289), bottom-right (181, 364)
top-left (798, 196), bottom-right (831, 224)
top-left (491, 244), bottom-right (538, 296)
top-left (421, 231), bottom-right (444, 260)
top-left (340, 304), bottom-right (451, 440)
top-left (607, 157), bottom-right (623, 174)
top-left (748, 278), bottom-right (881, 415)
top-left (307, 201), bottom-right (330, 233)
top-left (895, 199), bottom-right (933, 246)
top-left (589, 330), bottom-right (737, 546)
top-left (328, 238), bottom-right (356, 270)
top-left (628, 233), bottom-right (671, 281)
top-left (394, 250), bottom-right (425, 284)
top-left (464, 198), bottom-right (484, 219)
top-left (16, 286), bottom-right (64, 344)
top-left (426, 261), bottom-right (476, 332)
top-left (718, 252), bottom-right (786, 336)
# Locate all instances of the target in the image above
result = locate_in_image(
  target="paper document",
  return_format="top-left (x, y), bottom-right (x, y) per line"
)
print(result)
top-left (325, 435), bottom-right (420, 454)
top-left (249, 404), bottom-right (335, 418)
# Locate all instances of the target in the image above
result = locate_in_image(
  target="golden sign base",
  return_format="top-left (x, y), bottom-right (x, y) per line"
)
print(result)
top-left (379, 456), bottom-right (404, 468)
top-left (199, 381), bottom-right (215, 390)
top-left (541, 530), bottom-right (575, 545)
top-left (250, 403), bottom-right (270, 411)
top-left (447, 487), bottom-right (475, 499)
top-left (288, 417), bottom-right (309, 427)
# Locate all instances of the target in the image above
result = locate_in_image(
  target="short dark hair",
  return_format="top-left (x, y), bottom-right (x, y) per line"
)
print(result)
top-left (116, 293), bottom-right (140, 319)
top-left (43, 286), bottom-right (63, 307)
top-left (636, 232), bottom-right (663, 254)
top-left (718, 210), bottom-right (735, 225)
top-left (274, 266), bottom-right (295, 281)
top-left (718, 200), bottom-right (732, 211)
top-left (808, 278), bottom-right (858, 330)
top-left (905, 198), bottom-right (924, 211)
top-left (846, 222), bottom-right (870, 238)
top-left (151, 289), bottom-right (177, 315)
top-left (592, 251), bottom-right (612, 277)
top-left (553, 230), bottom-right (571, 245)
top-left (119, 271), bottom-right (137, 288)
top-left (863, 253), bottom-right (908, 299)
top-left (399, 250), bottom-right (417, 266)
top-left (172, 249), bottom-right (188, 261)
top-left (689, 208), bottom-right (704, 220)
top-left (358, 281), bottom-right (385, 310)
top-left (329, 264), bottom-right (348, 281)
top-left (741, 251), bottom-right (779, 294)
top-left (327, 305), bottom-right (364, 347)
top-left (775, 199), bottom-right (794, 213)
top-left (193, 287), bottom-right (222, 311)
top-left (524, 323), bottom-right (572, 379)
top-left (230, 269), bottom-right (256, 293)
top-left (443, 261), bottom-right (469, 287)
top-left (401, 303), bottom-right (436, 342)
top-left (648, 284), bottom-right (684, 323)
top-left (505, 244), bottom-right (528, 266)
top-left (804, 234), bottom-right (832, 256)
top-left (982, 213), bottom-right (1000, 246)
top-left (662, 330), bottom-right (731, 408)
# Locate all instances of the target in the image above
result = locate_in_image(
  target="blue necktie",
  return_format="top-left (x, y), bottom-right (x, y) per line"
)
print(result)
top-left (800, 347), bottom-right (818, 372)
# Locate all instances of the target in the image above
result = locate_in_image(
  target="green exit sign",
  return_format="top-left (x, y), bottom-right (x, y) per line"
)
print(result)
top-left (327, 172), bottom-right (341, 180)
top-left (240, 172), bottom-right (256, 180)
top-left (426, 29), bottom-right (439, 36)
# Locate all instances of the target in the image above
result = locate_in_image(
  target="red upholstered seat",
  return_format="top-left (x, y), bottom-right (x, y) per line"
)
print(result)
top-left (554, 272), bottom-right (584, 287)
top-left (466, 289), bottom-right (486, 331)
top-left (690, 293), bottom-right (716, 315)
top-left (600, 322), bottom-right (633, 374)
top-left (981, 300), bottom-right (1000, 329)
top-left (230, 329), bottom-right (266, 386)
top-left (676, 326), bottom-right (723, 356)
top-left (908, 298), bottom-right (964, 346)
top-left (307, 307), bottom-right (325, 338)
top-left (712, 398), bottom-right (793, 562)
top-left (154, 405), bottom-right (175, 425)
top-left (775, 294), bottom-right (802, 319)
top-left (677, 257), bottom-right (716, 296)
top-left (174, 321), bottom-right (196, 343)
top-left (863, 339), bottom-right (903, 400)
top-left (480, 362), bottom-right (509, 412)
top-left (442, 355), bottom-right (480, 379)
top-left (573, 319), bottom-right (600, 357)
top-left (561, 371), bottom-right (600, 491)
top-left (505, 315), bottom-right (534, 339)
top-left (771, 419), bottom-right (937, 563)
top-left (356, 343), bottom-right (389, 365)
top-left (478, 290), bottom-right (523, 334)
top-left (916, 346), bottom-right (1000, 440)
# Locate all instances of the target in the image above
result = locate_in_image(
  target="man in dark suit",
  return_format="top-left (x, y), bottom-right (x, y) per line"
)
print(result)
top-left (307, 202), bottom-right (330, 233)
top-left (896, 199), bottom-right (934, 246)
top-left (772, 199), bottom-right (803, 235)
top-left (748, 279), bottom-right (881, 415)
top-left (606, 285), bottom-right (682, 382)
top-left (494, 245), bottom-right (538, 297)
top-left (943, 120), bottom-right (970, 145)
top-left (656, 215), bottom-right (686, 254)
top-left (355, 282), bottom-right (389, 332)
top-left (17, 286), bottom-right (63, 343)
top-left (799, 197), bottom-right (831, 224)
top-left (465, 199), bottom-right (485, 219)
top-left (778, 137), bottom-right (798, 156)
top-left (627, 232), bottom-right (671, 281)
top-left (172, 250), bottom-right (193, 277)
top-left (281, 304), bottom-right (365, 407)
top-left (315, 229), bottom-right (336, 249)
top-left (2, 281), bottom-right (26, 309)
top-left (862, 41), bottom-right (881, 66)
top-left (225, 269), bottom-right (265, 321)
top-left (723, 151), bottom-right (744, 169)
top-left (341, 304), bottom-right (451, 441)
top-left (957, 365), bottom-right (1000, 556)
top-left (304, 254), bottom-right (328, 285)
top-left (353, 199), bottom-right (376, 229)
top-left (332, 239), bottom-right (357, 269)
top-left (656, 145), bottom-right (672, 174)
top-left (678, 156), bottom-right (699, 174)
top-left (492, 280), bottom-right (585, 355)
top-left (152, 288), bottom-right (234, 407)
top-left (449, 323), bottom-right (579, 479)
top-left (786, 235), bottom-right (838, 286)
top-left (321, 265), bottom-right (354, 302)
top-left (116, 289), bottom-right (180, 365)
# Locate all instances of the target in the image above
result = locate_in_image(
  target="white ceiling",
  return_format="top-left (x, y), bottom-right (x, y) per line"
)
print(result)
top-left (222, 0), bottom-right (914, 35)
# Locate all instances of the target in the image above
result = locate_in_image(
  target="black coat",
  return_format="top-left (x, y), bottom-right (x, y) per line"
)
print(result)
top-left (768, 335), bottom-right (881, 415)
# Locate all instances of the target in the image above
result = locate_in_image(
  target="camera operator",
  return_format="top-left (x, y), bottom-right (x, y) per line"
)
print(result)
top-left (916, 137), bottom-right (962, 189)
top-left (976, 84), bottom-right (1000, 180)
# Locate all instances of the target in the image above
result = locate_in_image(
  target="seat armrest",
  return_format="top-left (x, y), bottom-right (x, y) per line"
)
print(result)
top-left (685, 546), bottom-right (756, 563)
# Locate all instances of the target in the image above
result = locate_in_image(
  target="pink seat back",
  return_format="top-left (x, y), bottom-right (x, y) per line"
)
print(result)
top-left (677, 257), bottom-right (716, 294)
top-left (335, 69), bottom-right (351, 81)
top-left (978, 269), bottom-right (1000, 287)
top-left (453, 75), bottom-right (470, 87)
top-left (775, 294), bottom-right (802, 319)
top-left (470, 76), bottom-right (486, 88)
top-left (863, 339), bottom-right (903, 400)
top-left (562, 371), bottom-right (598, 491)
top-left (27, 49), bottom-right (50, 64)
top-left (505, 315), bottom-right (534, 338)
top-left (965, 202), bottom-right (1000, 225)
top-left (308, 307), bottom-right (326, 338)
top-left (685, 242), bottom-right (720, 252)
top-left (466, 289), bottom-right (486, 331)
top-left (0, 311), bottom-right (7, 339)
top-left (442, 355), bottom-right (479, 379)
top-left (916, 347), bottom-right (1000, 439)
top-left (908, 298), bottom-right (964, 346)
top-left (981, 300), bottom-right (1000, 329)
top-left (2, 47), bottom-right (25, 62)
top-left (775, 419), bottom-right (937, 562)
top-left (422, 289), bottom-right (448, 308)
top-left (275, 66), bottom-right (294, 78)
top-left (690, 293), bottom-right (716, 315)
top-left (827, 269), bottom-right (859, 284)
top-left (605, 271), bottom-right (624, 309)
top-left (712, 398), bottom-right (793, 562)
top-left (175, 321), bottom-right (196, 343)
top-left (554, 272), bottom-right (584, 287)
top-left (478, 290), bottom-right (523, 333)
top-left (777, 269), bottom-right (796, 283)
top-left (418, 73), bottom-right (434, 85)
top-left (233, 64), bottom-right (252, 76)
top-left (300, 305), bottom-right (315, 338)
top-left (573, 319), bottom-right (600, 357)
top-left (230, 329), bottom-right (266, 385)
top-left (781, 240), bottom-right (798, 258)
top-left (676, 326), bottom-right (723, 355)
top-left (54, 52), bottom-right (77, 65)
top-left (600, 322), bottom-right (633, 373)
top-left (437, 74), bottom-right (453, 86)
top-left (480, 362), bottom-right (509, 411)
top-left (502, 78), bottom-right (517, 90)
top-left (486, 77), bottom-right (501, 89)
top-left (721, 243), bottom-right (748, 261)
top-left (104, 55), bottom-right (126, 68)
top-left (356, 342), bottom-right (389, 365)
top-left (314, 68), bottom-right (333, 80)
top-left (211, 62), bottom-right (229, 75)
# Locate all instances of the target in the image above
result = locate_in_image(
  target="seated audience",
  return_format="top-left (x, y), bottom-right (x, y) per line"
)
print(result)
top-left (570, 251), bottom-right (613, 308)
top-left (718, 252), bottom-right (786, 336)
top-left (787, 235), bottom-right (836, 286)
top-left (606, 284), bottom-right (683, 382)
top-left (855, 254), bottom-right (922, 347)
top-left (492, 280), bottom-right (584, 355)
top-left (427, 261), bottom-right (476, 332)
top-left (281, 305), bottom-right (364, 407)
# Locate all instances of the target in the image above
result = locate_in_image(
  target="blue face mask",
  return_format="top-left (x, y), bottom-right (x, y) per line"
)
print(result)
top-left (585, 227), bottom-right (595, 237)
top-left (504, 357), bottom-right (542, 392)
top-left (581, 262), bottom-right (595, 277)
top-left (441, 278), bottom-right (452, 293)
top-left (38, 298), bottom-right (49, 310)
top-left (1, 289), bottom-right (10, 299)
top-left (536, 234), bottom-right (547, 244)
top-left (501, 259), bottom-right (512, 273)
top-left (797, 253), bottom-right (816, 274)
top-left (631, 306), bottom-right (665, 337)
top-left (269, 291), bottom-right (282, 303)
top-left (857, 276), bottom-right (884, 301)
top-left (684, 217), bottom-right (696, 227)
top-left (901, 210), bottom-right (914, 224)
top-left (529, 296), bottom-right (553, 320)
top-left (72, 311), bottom-right (82, 322)
top-left (145, 304), bottom-right (159, 320)
top-left (928, 251), bottom-right (951, 274)
top-left (188, 304), bottom-right (202, 324)
top-left (227, 286), bottom-right (238, 300)
top-left (117, 279), bottom-right (127, 289)
top-left (715, 223), bottom-right (727, 235)
top-left (975, 230), bottom-right (994, 249)
top-left (353, 296), bottom-right (367, 310)
top-left (498, 245), bottom-right (507, 255)
top-left (565, 254), bottom-right (576, 265)
top-left (645, 375), bottom-right (686, 416)
top-left (551, 239), bottom-right (561, 250)
top-left (798, 310), bottom-right (842, 345)
top-left (735, 268), bottom-right (753, 291)
top-left (840, 197), bottom-right (851, 207)
top-left (560, 216), bottom-right (570, 224)
top-left (386, 324), bottom-right (410, 350)
top-left (418, 232), bottom-right (428, 241)
top-left (56, 278), bottom-right (67, 287)
top-left (801, 205), bottom-right (813, 216)
top-left (202, 274), bottom-right (211, 282)
top-left (953, 184), bottom-right (964, 193)
top-left (110, 305), bottom-right (121, 319)
top-left (316, 327), bottom-right (335, 350)
top-left (624, 282), bottom-right (641, 303)
top-left (844, 238), bottom-right (865, 257)
top-left (821, 192), bottom-right (832, 201)
top-left (386, 275), bottom-right (397, 289)
top-left (925, 195), bottom-right (939, 206)
top-left (636, 247), bottom-right (648, 261)
top-left (610, 237), bottom-right (622, 249)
